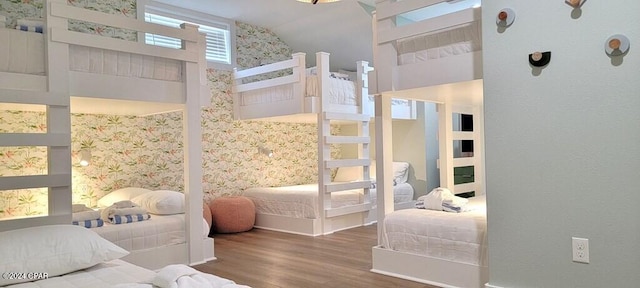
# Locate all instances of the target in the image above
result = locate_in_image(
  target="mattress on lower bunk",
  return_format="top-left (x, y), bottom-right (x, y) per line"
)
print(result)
top-left (239, 75), bottom-right (357, 106)
top-left (243, 183), bottom-right (363, 219)
top-left (381, 195), bottom-right (487, 266)
top-left (90, 214), bottom-right (208, 253)
top-left (4, 259), bottom-right (155, 288)
top-left (370, 182), bottom-right (415, 204)
top-left (0, 27), bottom-right (182, 81)
top-left (396, 20), bottom-right (482, 66)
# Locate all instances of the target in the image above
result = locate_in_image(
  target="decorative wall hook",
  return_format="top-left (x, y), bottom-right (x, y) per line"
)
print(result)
top-left (565, 0), bottom-right (585, 8)
top-left (496, 8), bottom-right (515, 27)
top-left (605, 34), bottom-right (630, 56)
top-left (529, 51), bottom-right (551, 67)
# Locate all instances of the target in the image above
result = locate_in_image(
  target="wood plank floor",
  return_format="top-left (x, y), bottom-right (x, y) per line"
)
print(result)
top-left (193, 225), bottom-right (439, 288)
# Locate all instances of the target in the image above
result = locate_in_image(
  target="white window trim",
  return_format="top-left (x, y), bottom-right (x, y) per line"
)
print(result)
top-left (137, 0), bottom-right (236, 71)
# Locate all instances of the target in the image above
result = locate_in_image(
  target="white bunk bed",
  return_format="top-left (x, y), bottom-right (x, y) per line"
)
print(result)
top-left (233, 52), bottom-right (375, 236)
top-left (0, 0), bottom-right (212, 270)
top-left (369, 1), bottom-right (487, 287)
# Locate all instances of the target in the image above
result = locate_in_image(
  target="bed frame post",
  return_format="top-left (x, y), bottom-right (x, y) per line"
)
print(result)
top-left (372, 0), bottom-right (399, 93)
top-left (374, 93), bottom-right (394, 245)
top-left (45, 0), bottom-right (72, 226)
top-left (316, 52), bottom-right (331, 234)
top-left (180, 23), bottom-right (205, 265)
top-left (437, 103), bottom-right (455, 191)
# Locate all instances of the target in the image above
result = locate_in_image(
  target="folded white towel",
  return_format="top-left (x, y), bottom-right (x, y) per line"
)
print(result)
top-left (100, 201), bottom-right (148, 220)
top-left (417, 187), bottom-right (470, 213)
top-left (72, 210), bottom-right (101, 222)
top-left (153, 264), bottom-right (247, 288)
top-left (72, 203), bottom-right (92, 213)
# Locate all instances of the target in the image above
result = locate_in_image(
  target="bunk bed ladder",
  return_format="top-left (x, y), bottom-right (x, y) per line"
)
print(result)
top-left (0, 2), bottom-right (72, 229)
top-left (316, 53), bottom-right (372, 235)
top-left (438, 102), bottom-right (485, 196)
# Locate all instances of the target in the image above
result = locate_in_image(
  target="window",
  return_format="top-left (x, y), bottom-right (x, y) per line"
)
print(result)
top-left (143, 5), bottom-right (235, 70)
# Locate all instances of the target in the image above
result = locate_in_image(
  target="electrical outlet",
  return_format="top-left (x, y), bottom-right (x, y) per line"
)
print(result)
top-left (572, 237), bottom-right (589, 264)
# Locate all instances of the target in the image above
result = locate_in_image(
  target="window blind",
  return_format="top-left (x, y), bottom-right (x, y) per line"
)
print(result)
top-left (144, 12), bottom-right (231, 64)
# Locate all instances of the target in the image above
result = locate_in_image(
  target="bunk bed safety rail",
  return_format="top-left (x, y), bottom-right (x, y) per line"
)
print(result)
top-left (233, 53), bottom-right (306, 93)
top-left (372, 0), bottom-right (482, 93)
top-left (48, 1), bottom-right (202, 63)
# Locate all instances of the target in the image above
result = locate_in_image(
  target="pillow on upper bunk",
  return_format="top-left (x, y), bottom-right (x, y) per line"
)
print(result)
top-left (305, 66), bottom-right (351, 81)
top-left (131, 190), bottom-right (185, 215)
top-left (97, 187), bottom-right (153, 207)
top-left (392, 162), bottom-right (410, 184)
top-left (0, 225), bottom-right (129, 286)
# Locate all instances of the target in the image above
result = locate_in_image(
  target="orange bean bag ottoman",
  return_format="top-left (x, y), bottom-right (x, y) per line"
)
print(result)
top-left (209, 196), bottom-right (255, 233)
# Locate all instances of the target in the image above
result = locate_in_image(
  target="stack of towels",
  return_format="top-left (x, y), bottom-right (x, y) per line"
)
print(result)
top-left (100, 200), bottom-right (151, 224)
top-left (415, 187), bottom-right (470, 213)
top-left (72, 204), bottom-right (103, 228)
top-left (72, 200), bottom-right (151, 228)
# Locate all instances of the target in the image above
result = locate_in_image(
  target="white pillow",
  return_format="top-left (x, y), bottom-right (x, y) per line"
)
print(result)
top-left (131, 190), bottom-right (185, 215)
top-left (393, 162), bottom-right (410, 184)
top-left (0, 225), bottom-right (129, 286)
top-left (97, 187), bottom-right (152, 208)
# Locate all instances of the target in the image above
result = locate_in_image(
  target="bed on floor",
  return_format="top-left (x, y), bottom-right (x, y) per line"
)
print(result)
top-left (0, 0), bottom-right (209, 270)
top-left (372, 195), bottom-right (487, 288)
top-left (71, 188), bottom-right (215, 270)
top-left (0, 225), bottom-right (247, 288)
top-left (370, 1), bottom-right (486, 287)
top-left (243, 162), bottom-right (415, 236)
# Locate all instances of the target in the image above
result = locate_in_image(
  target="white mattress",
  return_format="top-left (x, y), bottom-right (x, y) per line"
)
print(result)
top-left (381, 195), bottom-right (487, 266)
top-left (240, 75), bottom-right (357, 106)
top-left (397, 20), bottom-right (482, 66)
top-left (370, 182), bottom-right (415, 204)
top-left (90, 214), bottom-right (207, 253)
top-left (243, 183), bottom-right (363, 219)
top-left (0, 27), bottom-right (182, 81)
top-left (4, 259), bottom-right (155, 288)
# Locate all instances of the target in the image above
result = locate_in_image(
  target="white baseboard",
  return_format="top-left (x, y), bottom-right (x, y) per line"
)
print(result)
top-left (485, 283), bottom-right (504, 288)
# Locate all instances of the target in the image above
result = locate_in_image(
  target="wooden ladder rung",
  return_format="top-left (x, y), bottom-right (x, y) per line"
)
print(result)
top-left (324, 112), bottom-right (370, 122)
top-left (325, 159), bottom-right (370, 169)
top-left (325, 203), bottom-right (371, 218)
top-left (325, 136), bottom-right (369, 144)
top-left (325, 180), bottom-right (371, 193)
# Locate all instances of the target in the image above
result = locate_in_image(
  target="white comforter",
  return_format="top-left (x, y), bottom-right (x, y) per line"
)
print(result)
top-left (382, 195), bottom-right (488, 266)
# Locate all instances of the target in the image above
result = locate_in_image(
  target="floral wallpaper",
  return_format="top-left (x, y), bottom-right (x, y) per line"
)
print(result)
top-left (0, 0), bottom-right (137, 40)
top-left (0, 3), bottom-right (342, 219)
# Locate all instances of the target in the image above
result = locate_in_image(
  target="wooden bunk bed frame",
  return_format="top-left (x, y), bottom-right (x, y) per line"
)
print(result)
top-left (369, 1), bottom-right (487, 287)
top-left (233, 52), bottom-right (379, 236)
top-left (0, 0), bottom-right (213, 270)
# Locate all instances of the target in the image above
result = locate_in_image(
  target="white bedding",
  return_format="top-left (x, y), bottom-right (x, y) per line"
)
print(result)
top-left (396, 20), bottom-right (482, 66)
top-left (381, 195), bottom-right (487, 266)
top-left (0, 28), bottom-right (182, 81)
top-left (370, 182), bottom-right (414, 204)
top-left (4, 259), bottom-right (155, 288)
top-left (239, 75), bottom-right (357, 106)
top-left (90, 214), bottom-right (208, 253)
top-left (243, 183), bottom-right (363, 219)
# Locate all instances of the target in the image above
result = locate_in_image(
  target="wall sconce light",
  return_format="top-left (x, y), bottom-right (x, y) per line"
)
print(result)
top-left (79, 149), bottom-right (91, 166)
top-left (258, 146), bottom-right (273, 158)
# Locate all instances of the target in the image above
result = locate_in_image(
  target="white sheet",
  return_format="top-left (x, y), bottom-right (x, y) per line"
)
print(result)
top-left (240, 76), bottom-right (357, 106)
top-left (90, 214), bottom-right (208, 253)
top-left (370, 182), bottom-right (414, 205)
top-left (4, 259), bottom-right (155, 288)
top-left (0, 28), bottom-right (182, 81)
top-left (243, 184), bottom-right (363, 219)
top-left (396, 20), bottom-right (482, 66)
top-left (381, 195), bottom-right (487, 266)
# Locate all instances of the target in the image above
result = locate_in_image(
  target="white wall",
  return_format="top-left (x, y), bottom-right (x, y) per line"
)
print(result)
top-left (483, 1), bottom-right (640, 287)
